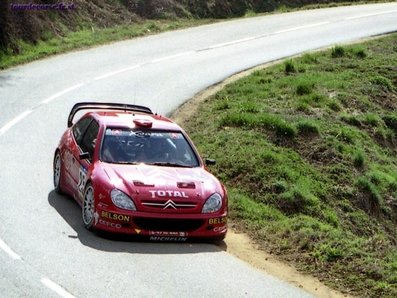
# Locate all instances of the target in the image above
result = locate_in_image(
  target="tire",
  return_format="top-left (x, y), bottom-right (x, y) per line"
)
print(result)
top-left (82, 183), bottom-right (96, 230)
top-left (53, 151), bottom-right (64, 194)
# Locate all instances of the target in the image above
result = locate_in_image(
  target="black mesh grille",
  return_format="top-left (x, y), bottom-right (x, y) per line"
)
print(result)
top-left (134, 218), bottom-right (204, 231)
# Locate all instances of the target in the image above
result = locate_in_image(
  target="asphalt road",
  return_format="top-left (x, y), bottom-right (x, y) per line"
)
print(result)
top-left (0, 3), bottom-right (396, 297)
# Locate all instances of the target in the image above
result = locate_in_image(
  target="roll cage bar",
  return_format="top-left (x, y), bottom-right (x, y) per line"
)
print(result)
top-left (67, 102), bottom-right (153, 127)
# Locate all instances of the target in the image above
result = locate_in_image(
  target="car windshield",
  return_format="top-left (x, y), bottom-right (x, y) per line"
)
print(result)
top-left (101, 128), bottom-right (200, 167)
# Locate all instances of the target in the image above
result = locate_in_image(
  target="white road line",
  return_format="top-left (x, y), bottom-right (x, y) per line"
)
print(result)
top-left (41, 83), bottom-right (85, 104)
top-left (94, 65), bottom-right (140, 81)
top-left (275, 21), bottom-right (330, 34)
top-left (202, 37), bottom-right (257, 50)
top-left (0, 110), bottom-right (32, 137)
top-left (199, 21), bottom-right (330, 51)
top-left (1, 236), bottom-right (75, 297)
top-left (0, 83), bottom-right (85, 138)
top-left (94, 51), bottom-right (194, 80)
top-left (345, 9), bottom-right (397, 20)
top-left (0, 237), bottom-right (21, 260)
top-left (41, 278), bottom-right (76, 298)
top-left (151, 51), bottom-right (194, 63)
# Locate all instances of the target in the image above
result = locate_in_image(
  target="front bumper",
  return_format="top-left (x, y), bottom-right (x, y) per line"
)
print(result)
top-left (94, 204), bottom-right (227, 240)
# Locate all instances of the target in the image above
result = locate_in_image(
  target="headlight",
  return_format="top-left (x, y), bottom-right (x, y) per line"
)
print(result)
top-left (111, 189), bottom-right (136, 211)
top-left (202, 193), bottom-right (222, 213)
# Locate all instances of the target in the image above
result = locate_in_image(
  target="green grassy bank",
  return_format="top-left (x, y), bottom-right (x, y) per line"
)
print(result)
top-left (185, 34), bottom-right (397, 297)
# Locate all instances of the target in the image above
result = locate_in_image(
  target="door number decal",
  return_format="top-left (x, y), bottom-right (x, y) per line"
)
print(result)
top-left (78, 167), bottom-right (87, 195)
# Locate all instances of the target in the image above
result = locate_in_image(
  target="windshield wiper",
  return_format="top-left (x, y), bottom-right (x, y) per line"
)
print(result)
top-left (147, 162), bottom-right (192, 168)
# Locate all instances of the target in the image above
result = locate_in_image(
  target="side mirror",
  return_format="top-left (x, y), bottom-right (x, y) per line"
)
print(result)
top-left (205, 159), bottom-right (216, 166)
top-left (79, 152), bottom-right (91, 160)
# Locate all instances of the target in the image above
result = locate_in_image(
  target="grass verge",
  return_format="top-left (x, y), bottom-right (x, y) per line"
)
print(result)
top-left (184, 34), bottom-right (397, 297)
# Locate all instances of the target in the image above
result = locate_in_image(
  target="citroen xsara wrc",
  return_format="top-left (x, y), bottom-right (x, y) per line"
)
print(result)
top-left (53, 102), bottom-right (228, 241)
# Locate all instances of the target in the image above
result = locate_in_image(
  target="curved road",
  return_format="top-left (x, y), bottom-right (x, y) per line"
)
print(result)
top-left (1, 3), bottom-right (396, 297)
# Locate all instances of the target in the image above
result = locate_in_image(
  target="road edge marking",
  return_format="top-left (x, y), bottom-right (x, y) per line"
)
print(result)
top-left (274, 21), bottom-right (330, 34)
top-left (41, 278), bottom-right (76, 298)
top-left (41, 83), bottom-right (85, 104)
top-left (345, 9), bottom-right (397, 20)
top-left (0, 237), bottom-right (21, 260)
top-left (0, 110), bottom-right (32, 137)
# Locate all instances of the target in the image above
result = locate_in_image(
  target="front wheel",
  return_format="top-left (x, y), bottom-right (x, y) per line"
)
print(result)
top-left (53, 151), bottom-right (64, 194)
top-left (82, 183), bottom-right (96, 230)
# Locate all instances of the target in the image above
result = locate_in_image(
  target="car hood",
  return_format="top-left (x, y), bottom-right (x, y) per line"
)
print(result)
top-left (101, 163), bottom-right (222, 213)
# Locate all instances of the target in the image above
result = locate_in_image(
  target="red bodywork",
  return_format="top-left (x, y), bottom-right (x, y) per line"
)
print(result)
top-left (54, 104), bottom-right (228, 241)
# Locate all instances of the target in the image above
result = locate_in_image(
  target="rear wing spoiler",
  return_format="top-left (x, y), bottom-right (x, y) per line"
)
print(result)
top-left (67, 102), bottom-right (153, 127)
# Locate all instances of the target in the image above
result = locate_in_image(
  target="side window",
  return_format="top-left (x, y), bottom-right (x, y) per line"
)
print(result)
top-left (72, 117), bottom-right (92, 145)
top-left (80, 121), bottom-right (99, 158)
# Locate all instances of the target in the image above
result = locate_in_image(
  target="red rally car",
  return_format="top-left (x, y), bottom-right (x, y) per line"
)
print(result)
top-left (53, 102), bottom-right (228, 241)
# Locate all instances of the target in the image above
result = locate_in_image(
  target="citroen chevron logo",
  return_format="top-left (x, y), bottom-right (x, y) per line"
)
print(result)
top-left (142, 200), bottom-right (196, 209)
top-left (164, 200), bottom-right (177, 210)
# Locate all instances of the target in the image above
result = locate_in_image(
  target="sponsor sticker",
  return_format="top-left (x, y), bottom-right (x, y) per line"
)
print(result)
top-left (149, 236), bottom-right (187, 242)
top-left (149, 190), bottom-right (189, 198)
top-left (101, 211), bottom-right (130, 222)
top-left (99, 219), bottom-right (122, 229)
top-left (208, 217), bottom-right (227, 225)
top-left (213, 226), bottom-right (227, 233)
top-left (149, 231), bottom-right (187, 237)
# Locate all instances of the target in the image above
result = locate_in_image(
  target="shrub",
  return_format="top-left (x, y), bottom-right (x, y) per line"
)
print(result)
top-left (279, 180), bottom-right (320, 214)
top-left (354, 48), bottom-right (367, 59)
top-left (332, 46), bottom-right (345, 58)
top-left (284, 59), bottom-right (296, 74)
top-left (269, 119), bottom-right (297, 137)
top-left (338, 127), bottom-right (357, 144)
top-left (296, 119), bottom-right (320, 135)
top-left (370, 75), bottom-right (393, 91)
top-left (314, 243), bottom-right (344, 262)
top-left (322, 209), bottom-right (339, 228)
top-left (296, 82), bottom-right (314, 95)
top-left (357, 176), bottom-right (383, 211)
top-left (261, 151), bottom-right (279, 164)
top-left (353, 150), bottom-right (365, 168)
top-left (273, 180), bottom-right (287, 193)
